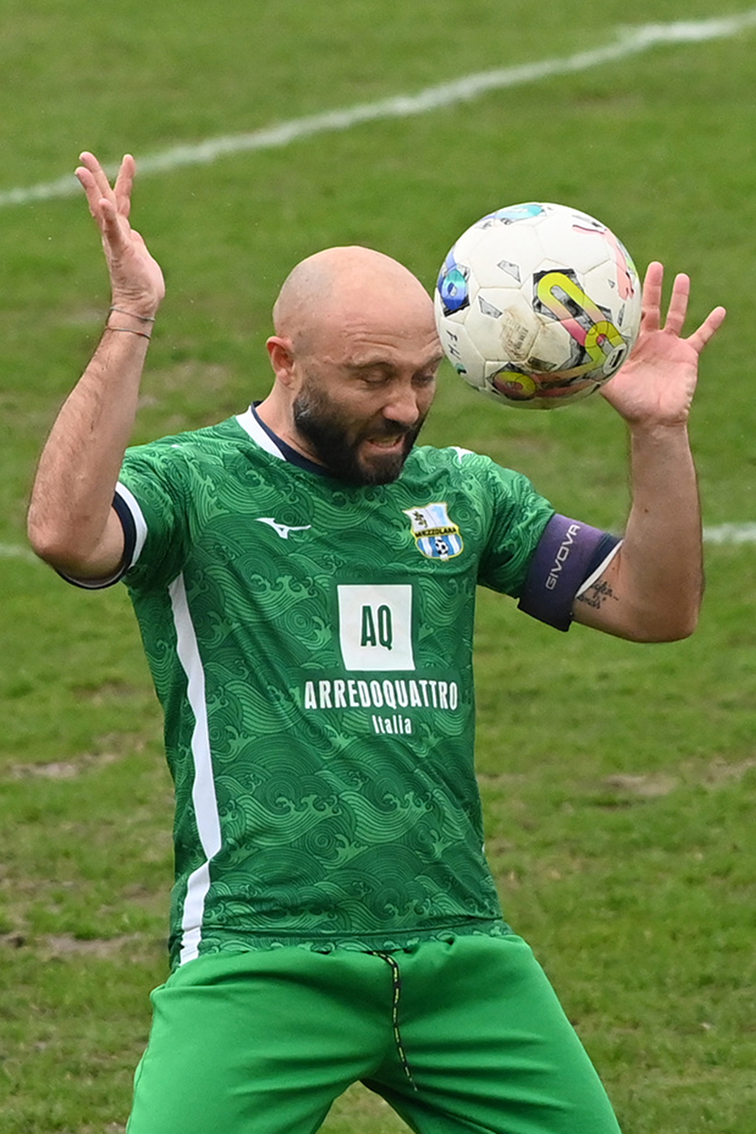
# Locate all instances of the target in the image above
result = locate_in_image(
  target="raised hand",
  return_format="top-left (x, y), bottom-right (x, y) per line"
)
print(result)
top-left (76, 152), bottom-right (165, 319)
top-left (601, 261), bottom-right (726, 426)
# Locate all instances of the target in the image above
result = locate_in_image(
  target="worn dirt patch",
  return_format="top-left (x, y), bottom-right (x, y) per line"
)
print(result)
top-left (6, 750), bottom-right (123, 780)
top-left (602, 773), bottom-right (679, 798)
top-left (39, 933), bottom-right (146, 959)
top-left (698, 755), bottom-right (756, 787)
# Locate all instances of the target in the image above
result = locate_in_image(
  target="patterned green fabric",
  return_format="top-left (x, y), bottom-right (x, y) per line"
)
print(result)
top-left (118, 413), bottom-right (554, 968)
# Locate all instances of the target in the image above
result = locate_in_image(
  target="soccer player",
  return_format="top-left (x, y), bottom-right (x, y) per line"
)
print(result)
top-left (28, 152), bottom-right (725, 1134)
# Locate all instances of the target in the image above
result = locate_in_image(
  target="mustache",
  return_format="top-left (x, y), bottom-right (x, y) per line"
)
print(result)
top-left (365, 418), bottom-right (417, 440)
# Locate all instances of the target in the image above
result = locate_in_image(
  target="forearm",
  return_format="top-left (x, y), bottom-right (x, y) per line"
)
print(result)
top-left (577, 422), bottom-right (703, 641)
top-left (27, 314), bottom-right (152, 575)
top-left (624, 421), bottom-right (703, 634)
top-left (572, 263), bottom-right (724, 641)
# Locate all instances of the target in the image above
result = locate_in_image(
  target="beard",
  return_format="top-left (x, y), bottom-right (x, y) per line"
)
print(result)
top-left (292, 383), bottom-right (426, 486)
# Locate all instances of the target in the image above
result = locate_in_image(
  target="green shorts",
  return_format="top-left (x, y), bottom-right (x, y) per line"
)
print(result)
top-left (126, 934), bottom-right (621, 1134)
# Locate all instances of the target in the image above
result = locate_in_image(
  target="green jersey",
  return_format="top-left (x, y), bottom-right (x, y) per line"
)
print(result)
top-left (116, 407), bottom-right (555, 968)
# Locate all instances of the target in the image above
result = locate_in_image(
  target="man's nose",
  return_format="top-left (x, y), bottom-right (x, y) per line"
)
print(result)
top-left (382, 383), bottom-right (422, 426)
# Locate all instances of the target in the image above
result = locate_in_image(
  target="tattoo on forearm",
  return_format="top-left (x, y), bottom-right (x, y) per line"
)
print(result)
top-left (576, 578), bottom-right (619, 610)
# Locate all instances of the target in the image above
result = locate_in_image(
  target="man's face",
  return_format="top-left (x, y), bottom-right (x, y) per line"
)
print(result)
top-left (292, 375), bottom-right (427, 485)
top-left (290, 333), bottom-right (442, 486)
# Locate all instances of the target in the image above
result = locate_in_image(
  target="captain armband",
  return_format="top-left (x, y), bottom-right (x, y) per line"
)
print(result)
top-left (517, 513), bottom-right (622, 632)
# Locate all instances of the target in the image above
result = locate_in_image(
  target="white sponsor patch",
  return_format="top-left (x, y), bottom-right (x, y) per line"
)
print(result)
top-left (337, 584), bottom-right (414, 671)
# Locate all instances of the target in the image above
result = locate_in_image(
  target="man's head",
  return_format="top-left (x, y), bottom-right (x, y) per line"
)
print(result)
top-left (263, 246), bottom-right (443, 486)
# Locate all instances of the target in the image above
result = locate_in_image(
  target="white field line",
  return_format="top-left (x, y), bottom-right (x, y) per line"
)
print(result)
top-left (4, 12), bottom-right (756, 556)
top-left (702, 523), bottom-right (756, 545)
top-left (0, 543), bottom-right (39, 563)
top-left (1, 10), bottom-right (756, 209)
top-left (3, 525), bottom-right (756, 569)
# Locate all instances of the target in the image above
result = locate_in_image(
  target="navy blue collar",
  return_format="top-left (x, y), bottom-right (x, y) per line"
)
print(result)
top-left (251, 403), bottom-right (329, 477)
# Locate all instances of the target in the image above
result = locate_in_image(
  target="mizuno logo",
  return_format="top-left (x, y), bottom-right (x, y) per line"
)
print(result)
top-left (255, 517), bottom-right (312, 540)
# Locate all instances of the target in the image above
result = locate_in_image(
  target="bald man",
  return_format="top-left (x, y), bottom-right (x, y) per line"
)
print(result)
top-left (28, 155), bottom-right (724, 1134)
top-left (263, 245), bottom-right (441, 485)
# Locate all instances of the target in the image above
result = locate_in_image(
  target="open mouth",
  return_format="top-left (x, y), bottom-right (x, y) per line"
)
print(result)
top-left (365, 435), bottom-right (405, 450)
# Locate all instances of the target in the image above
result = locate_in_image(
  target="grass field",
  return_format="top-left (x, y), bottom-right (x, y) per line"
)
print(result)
top-left (2, 2), bottom-right (756, 1131)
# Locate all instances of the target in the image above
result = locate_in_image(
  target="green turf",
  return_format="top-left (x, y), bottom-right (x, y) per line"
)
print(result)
top-left (2, 2), bottom-right (756, 1131)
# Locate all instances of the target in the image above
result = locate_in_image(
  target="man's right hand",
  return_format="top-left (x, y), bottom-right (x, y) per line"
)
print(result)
top-left (76, 152), bottom-right (165, 319)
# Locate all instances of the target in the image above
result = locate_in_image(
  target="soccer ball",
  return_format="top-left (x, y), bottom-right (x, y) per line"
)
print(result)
top-left (434, 202), bottom-right (643, 409)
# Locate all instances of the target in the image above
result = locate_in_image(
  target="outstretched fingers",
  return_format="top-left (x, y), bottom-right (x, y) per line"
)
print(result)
top-left (641, 262), bottom-right (726, 355)
top-left (75, 152), bottom-right (136, 255)
top-left (687, 304), bottom-right (727, 354)
top-left (662, 272), bottom-right (692, 336)
top-left (75, 164), bottom-right (106, 221)
top-left (75, 152), bottom-right (134, 220)
top-left (76, 151), bottom-right (114, 205)
top-left (639, 261), bottom-right (664, 333)
top-left (643, 264), bottom-right (692, 337)
top-left (113, 154), bottom-right (135, 220)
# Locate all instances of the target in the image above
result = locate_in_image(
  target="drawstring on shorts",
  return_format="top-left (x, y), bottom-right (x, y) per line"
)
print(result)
top-left (369, 951), bottom-right (418, 1091)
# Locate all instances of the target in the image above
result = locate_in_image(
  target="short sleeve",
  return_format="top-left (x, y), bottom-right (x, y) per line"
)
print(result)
top-left (476, 460), bottom-right (555, 597)
top-left (116, 440), bottom-right (192, 592)
top-left (475, 461), bottom-right (619, 631)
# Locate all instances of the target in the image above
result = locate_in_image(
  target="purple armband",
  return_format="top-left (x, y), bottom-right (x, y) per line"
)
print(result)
top-left (517, 514), bottom-right (620, 632)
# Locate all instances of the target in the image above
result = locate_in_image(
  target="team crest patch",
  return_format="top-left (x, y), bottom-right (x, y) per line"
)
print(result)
top-left (403, 502), bottom-right (464, 561)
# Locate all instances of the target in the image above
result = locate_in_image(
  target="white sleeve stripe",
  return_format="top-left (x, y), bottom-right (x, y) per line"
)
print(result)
top-left (115, 481), bottom-right (148, 568)
top-left (575, 539), bottom-right (623, 597)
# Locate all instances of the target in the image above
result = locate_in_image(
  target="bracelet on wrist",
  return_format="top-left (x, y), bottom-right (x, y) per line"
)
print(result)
top-left (105, 325), bottom-right (152, 341)
top-left (107, 305), bottom-right (156, 323)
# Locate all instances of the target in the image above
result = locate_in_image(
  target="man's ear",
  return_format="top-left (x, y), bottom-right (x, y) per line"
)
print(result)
top-left (265, 336), bottom-right (297, 387)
